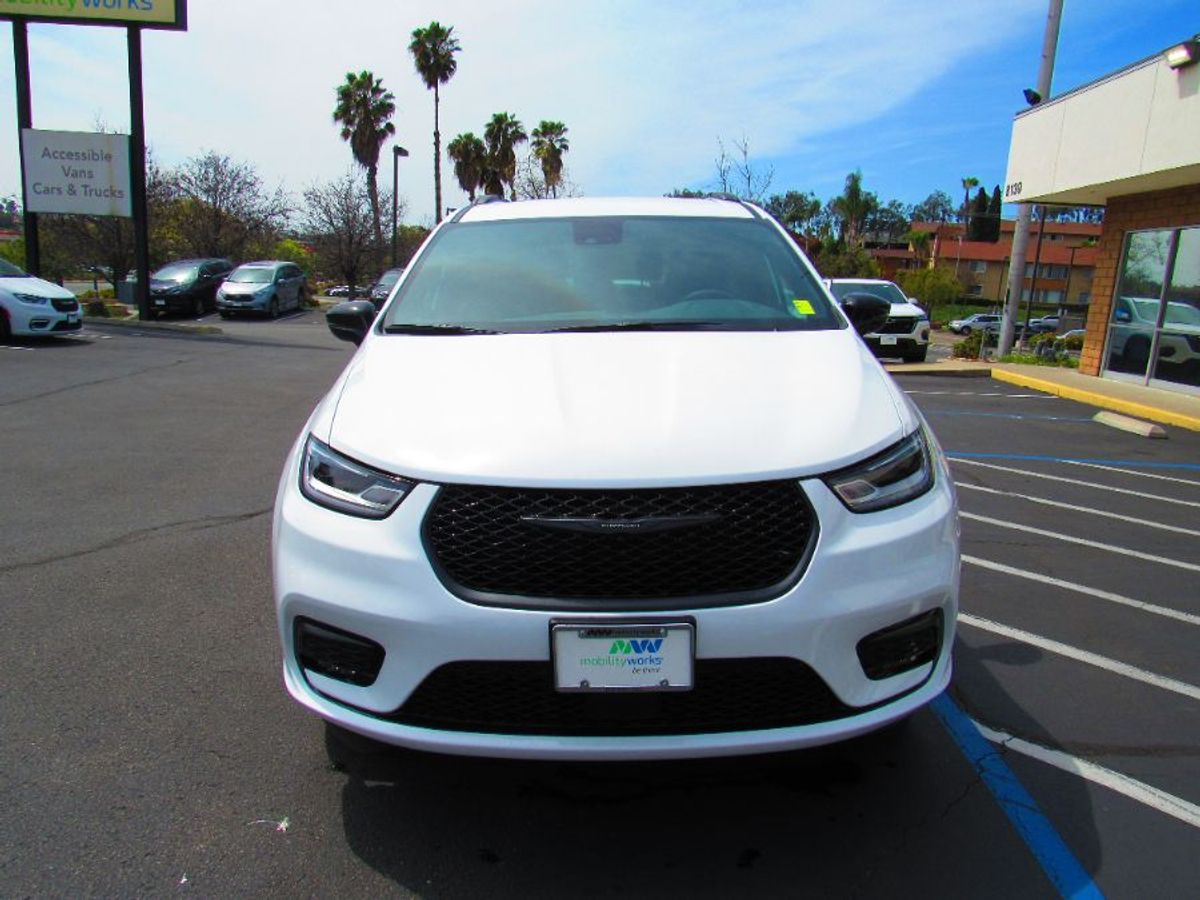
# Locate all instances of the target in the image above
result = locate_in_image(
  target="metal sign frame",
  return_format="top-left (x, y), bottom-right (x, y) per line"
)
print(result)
top-left (0, 1), bottom-right (188, 31)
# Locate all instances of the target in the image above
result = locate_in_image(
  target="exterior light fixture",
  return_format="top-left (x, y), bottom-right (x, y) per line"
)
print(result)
top-left (1023, 88), bottom-right (1042, 106)
top-left (1164, 37), bottom-right (1199, 70)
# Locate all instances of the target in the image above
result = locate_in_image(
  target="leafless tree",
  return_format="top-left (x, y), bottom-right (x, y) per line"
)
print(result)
top-left (513, 154), bottom-right (581, 200)
top-left (713, 136), bottom-right (774, 204)
top-left (171, 151), bottom-right (290, 260)
top-left (302, 171), bottom-right (385, 297)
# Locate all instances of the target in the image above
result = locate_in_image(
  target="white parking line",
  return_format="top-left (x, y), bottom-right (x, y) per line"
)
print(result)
top-left (973, 720), bottom-right (1200, 830)
top-left (961, 555), bottom-right (1200, 626)
top-left (952, 458), bottom-right (1200, 509)
top-left (904, 390), bottom-right (1054, 398)
top-left (955, 482), bottom-right (1200, 537)
top-left (1067, 461), bottom-right (1200, 490)
top-left (960, 511), bottom-right (1200, 573)
top-left (958, 614), bottom-right (1200, 702)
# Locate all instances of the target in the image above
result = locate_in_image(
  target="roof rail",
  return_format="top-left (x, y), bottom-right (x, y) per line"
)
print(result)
top-left (449, 193), bottom-right (508, 223)
top-left (676, 191), bottom-right (762, 219)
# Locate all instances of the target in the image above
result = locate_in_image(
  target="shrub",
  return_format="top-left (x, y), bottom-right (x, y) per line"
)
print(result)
top-left (951, 331), bottom-right (983, 358)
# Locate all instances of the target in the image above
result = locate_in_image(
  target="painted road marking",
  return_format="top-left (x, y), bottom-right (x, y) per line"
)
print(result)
top-left (905, 390), bottom-right (1055, 398)
top-left (958, 614), bottom-right (1200, 702)
top-left (949, 452), bottom-right (1200, 473)
top-left (927, 410), bottom-right (1095, 422)
top-left (973, 719), bottom-right (1200, 831)
top-left (955, 482), bottom-right (1200, 537)
top-left (951, 458), bottom-right (1200, 508)
top-left (1066, 461), bottom-right (1200, 490)
top-left (960, 512), bottom-right (1200, 573)
top-left (932, 696), bottom-right (1104, 900)
top-left (961, 555), bottom-right (1200, 627)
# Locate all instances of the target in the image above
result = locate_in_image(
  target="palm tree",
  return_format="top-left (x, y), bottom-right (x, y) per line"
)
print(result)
top-left (409, 22), bottom-right (461, 224)
top-left (332, 71), bottom-right (396, 249)
top-left (960, 176), bottom-right (979, 229)
top-left (831, 169), bottom-right (877, 249)
top-left (483, 112), bottom-right (527, 200)
top-left (530, 121), bottom-right (569, 198)
top-left (447, 132), bottom-right (486, 201)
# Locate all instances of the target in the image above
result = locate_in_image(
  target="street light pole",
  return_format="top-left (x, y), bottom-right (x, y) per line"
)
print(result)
top-left (391, 144), bottom-right (409, 269)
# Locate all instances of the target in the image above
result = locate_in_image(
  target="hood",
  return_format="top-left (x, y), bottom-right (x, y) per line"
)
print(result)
top-left (888, 301), bottom-right (926, 318)
top-left (222, 282), bottom-right (268, 294)
top-left (151, 278), bottom-right (190, 292)
top-left (0, 274), bottom-right (76, 301)
top-left (323, 329), bottom-right (909, 487)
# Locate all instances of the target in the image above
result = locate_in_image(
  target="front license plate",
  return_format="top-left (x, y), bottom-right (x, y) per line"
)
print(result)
top-left (880, 334), bottom-right (899, 345)
top-left (155, 299), bottom-right (166, 306)
top-left (552, 623), bottom-right (694, 692)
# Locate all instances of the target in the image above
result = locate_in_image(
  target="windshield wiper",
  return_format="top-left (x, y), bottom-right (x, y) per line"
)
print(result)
top-left (383, 323), bottom-right (501, 335)
top-left (540, 321), bottom-right (728, 333)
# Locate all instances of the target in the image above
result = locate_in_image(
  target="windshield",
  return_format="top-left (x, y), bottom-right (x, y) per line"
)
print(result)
top-left (376, 269), bottom-right (404, 290)
top-left (828, 281), bottom-right (907, 306)
top-left (228, 267), bottom-right (274, 284)
top-left (0, 258), bottom-right (28, 277)
top-left (152, 263), bottom-right (199, 282)
top-left (383, 216), bottom-right (840, 333)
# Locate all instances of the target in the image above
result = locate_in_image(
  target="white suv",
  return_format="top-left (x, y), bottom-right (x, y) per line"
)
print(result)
top-left (826, 279), bottom-right (930, 362)
top-left (274, 197), bottom-right (959, 760)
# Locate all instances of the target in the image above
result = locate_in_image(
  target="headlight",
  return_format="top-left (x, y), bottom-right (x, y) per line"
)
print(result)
top-left (299, 436), bottom-right (413, 519)
top-left (13, 293), bottom-right (48, 306)
top-left (823, 431), bottom-right (934, 513)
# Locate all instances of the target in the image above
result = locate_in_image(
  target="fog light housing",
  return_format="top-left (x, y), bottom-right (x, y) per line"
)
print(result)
top-left (857, 609), bottom-right (943, 680)
top-left (295, 618), bottom-right (385, 686)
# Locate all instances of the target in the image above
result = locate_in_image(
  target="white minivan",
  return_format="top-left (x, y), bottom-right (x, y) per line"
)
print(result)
top-left (0, 258), bottom-right (83, 338)
top-left (273, 196), bottom-right (959, 760)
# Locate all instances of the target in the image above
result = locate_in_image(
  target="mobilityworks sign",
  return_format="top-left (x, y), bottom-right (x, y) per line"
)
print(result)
top-left (0, 0), bottom-right (187, 30)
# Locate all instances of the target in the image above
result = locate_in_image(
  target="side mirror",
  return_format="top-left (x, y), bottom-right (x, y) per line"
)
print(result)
top-left (839, 292), bottom-right (891, 336)
top-left (1113, 308), bottom-right (1131, 324)
top-left (327, 300), bottom-right (377, 345)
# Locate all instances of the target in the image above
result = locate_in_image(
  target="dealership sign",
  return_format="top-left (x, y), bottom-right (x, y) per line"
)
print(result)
top-left (21, 129), bottom-right (132, 217)
top-left (0, 0), bottom-right (187, 30)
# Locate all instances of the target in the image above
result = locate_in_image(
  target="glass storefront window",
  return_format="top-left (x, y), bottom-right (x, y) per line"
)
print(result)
top-left (1103, 226), bottom-right (1199, 392)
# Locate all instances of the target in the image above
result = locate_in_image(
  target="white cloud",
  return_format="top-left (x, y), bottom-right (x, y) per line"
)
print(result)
top-left (0, 0), bottom-right (1044, 223)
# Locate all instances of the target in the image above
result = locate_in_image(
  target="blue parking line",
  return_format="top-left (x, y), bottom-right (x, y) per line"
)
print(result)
top-left (928, 411), bottom-right (1096, 423)
top-left (932, 695), bottom-right (1104, 900)
top-left (946, 452), bottom-right (1200, 472)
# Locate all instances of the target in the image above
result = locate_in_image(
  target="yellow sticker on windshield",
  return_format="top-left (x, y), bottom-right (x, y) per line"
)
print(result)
top-left (792, 299), bottom-right (816, 316)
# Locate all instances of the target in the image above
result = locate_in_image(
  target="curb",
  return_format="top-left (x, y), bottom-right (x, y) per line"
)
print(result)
top-left (991, 368), bottom-right (1200, 433)
top-left (84, 316), bottom-right (224, 336)
top-left (885, 363), bottom-right (993, 378)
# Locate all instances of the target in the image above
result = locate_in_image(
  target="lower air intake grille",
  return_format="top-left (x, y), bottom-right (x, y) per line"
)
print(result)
top-left (377, 659), bottom-right (861, 736)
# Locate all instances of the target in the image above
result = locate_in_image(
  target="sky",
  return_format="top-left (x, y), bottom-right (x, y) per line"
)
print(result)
top-left (0, 0), bottom-right (1196, 226)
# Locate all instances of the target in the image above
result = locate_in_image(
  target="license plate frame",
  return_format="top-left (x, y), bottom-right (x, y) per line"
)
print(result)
top-left (880, 334), bottom-right (899, 345)
top-left (551, 621), bottom-right (695, 693)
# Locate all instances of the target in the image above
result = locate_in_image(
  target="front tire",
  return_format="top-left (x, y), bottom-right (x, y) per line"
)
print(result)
top-left (268, 296), bottom-right (280, 319)
top-left (905, 346), bottom-right (929, 363)
top-left (192, 296), bottom-right (205, 318)
top-left (960, 326), bottom-right (972, 336)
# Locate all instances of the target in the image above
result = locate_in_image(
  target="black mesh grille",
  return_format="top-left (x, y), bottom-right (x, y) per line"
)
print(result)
top-left (379, 659), bottom-right (860, 736)
top-left (876, 316), bottom-right (917, 335)
top-left (51, 298), bottom-right (79, 312)
top-left (423, 481), bottom-right (816, 609)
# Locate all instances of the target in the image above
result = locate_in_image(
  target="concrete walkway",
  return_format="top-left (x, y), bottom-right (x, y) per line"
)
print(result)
top-left (885, 359), bottom-right (1200, 432)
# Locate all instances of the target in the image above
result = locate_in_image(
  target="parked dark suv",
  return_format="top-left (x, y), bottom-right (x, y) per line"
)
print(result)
top-left (149, 258), bottom-right (234, 318)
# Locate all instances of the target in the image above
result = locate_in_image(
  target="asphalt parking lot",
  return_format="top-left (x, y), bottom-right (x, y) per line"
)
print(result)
top-left (1, 326), bottom-right (1196, 897)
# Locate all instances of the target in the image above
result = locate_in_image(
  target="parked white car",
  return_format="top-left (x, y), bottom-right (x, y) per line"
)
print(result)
top-left (825, 278), bottom-right (930, 362)
top-left (0, 258), bottom-right (83, 339)
top-left (274, 196), bottom-right (960, 760)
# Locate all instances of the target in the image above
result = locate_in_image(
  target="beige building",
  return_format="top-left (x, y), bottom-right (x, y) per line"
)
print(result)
top-left (1005, 35), bottom-right (1200, 395)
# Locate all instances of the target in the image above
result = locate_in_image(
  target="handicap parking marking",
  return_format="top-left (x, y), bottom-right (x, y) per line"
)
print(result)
top-left (932, 695), bottom-right (1105, 900)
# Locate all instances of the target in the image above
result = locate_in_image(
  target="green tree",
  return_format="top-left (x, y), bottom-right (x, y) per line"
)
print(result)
top-left (409, 22), bottom-right (461, 224)
top-left (960, 176), bottom-right (979, 226)
top-left (986, 185), bottom-right (1002, 241)
top-left (813, 241), bottom-right (880, 278)
top-left (764, 191), bottom-right (822, 235)
top-left (831, 170), bottom-right (878, 249)
top-left (447, 132), bottom-right (487, 201)
top-left (530, 121), bottom-right (570, 198)
top-left (483, 112), bottom-right (528, 200)
top-left (967, 188), bottom-right (989, 241)
top-left (866, 199), bottom-right (911, 243)
top-left (903, 229), bottom-right (932, 265)
top-left (332, 70), bottom-right (396, 248)
top-left (912, 190), bottom-right (955, 224)
top-left (898, 265), bottom-right (964, 314)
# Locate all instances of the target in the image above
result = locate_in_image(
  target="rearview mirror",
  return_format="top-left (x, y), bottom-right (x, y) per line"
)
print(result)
top-left (838, 293), bottom-right (891, 336)
top-left (326, 300), bottom-right (377, 345)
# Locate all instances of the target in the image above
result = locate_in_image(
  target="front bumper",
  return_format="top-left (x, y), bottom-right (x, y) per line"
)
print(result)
top-left (7, 303), bottom-right (82, 336)
top-left (217, 294), bottom-right (269, 312)
top-left (273, 439), bottom-right (959, 760)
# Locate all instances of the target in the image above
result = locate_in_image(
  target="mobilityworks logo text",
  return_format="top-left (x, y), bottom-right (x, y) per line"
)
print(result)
top-left (609, 639), bottom-right (663, 655)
